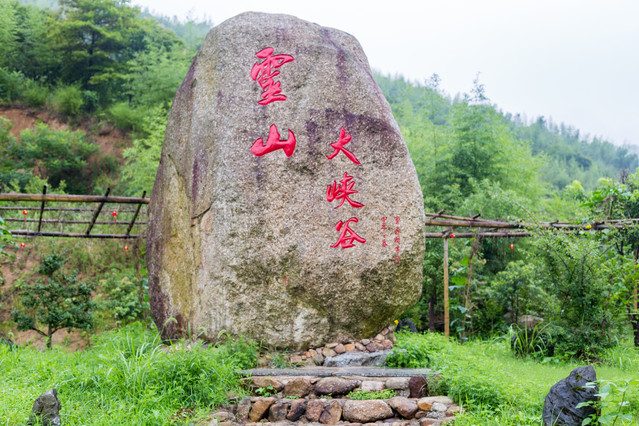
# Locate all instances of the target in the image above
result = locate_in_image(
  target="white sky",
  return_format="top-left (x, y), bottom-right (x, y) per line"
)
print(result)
top-left (132, 0), bottom-right (639, 146)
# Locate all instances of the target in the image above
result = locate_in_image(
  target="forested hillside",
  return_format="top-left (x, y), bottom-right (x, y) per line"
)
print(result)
top-left (1, 0), bottom-right (635, 216)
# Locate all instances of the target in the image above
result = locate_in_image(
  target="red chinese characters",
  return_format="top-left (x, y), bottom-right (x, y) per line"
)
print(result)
top-left (251, 47), bottom-right (294, 105)
top-left (251, 124), bottom-right (296, 157)
top-left (326, 172), bottom-right (364, 209)
top-left (326, 127), bottom-right (361, 165)
top-left (331, 218), bottom-right (367, 249)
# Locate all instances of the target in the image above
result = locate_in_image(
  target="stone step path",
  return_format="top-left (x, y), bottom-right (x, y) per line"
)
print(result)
top-left (207, 367), bottom-right (463, 426)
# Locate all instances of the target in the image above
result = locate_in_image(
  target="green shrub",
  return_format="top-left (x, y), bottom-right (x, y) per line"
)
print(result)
top-left (23, 80), bottom-right (49, 107)
top-left (0, 67), bottom-right (24, 104)
top-left (98, 268), bottom-right (148, 323)
top-left (107, 102), bottom-right (146, 133)
top-left (52, 85), bottom-right (84, 117)
top-left (509, 323), bottom-right (549, 358)
top-left (385, 331), bottom-right (440, 368)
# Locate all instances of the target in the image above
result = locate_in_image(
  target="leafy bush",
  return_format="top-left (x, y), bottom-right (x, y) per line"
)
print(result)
top-left (8, 123), bottom-right (99, 193)
top-left (98, 268), bottom-right (148, 323)
top-left (107, 102), bottom-right (146, 133)
top-left (509, 323), bottom-right (549, 358)
top-left (533, 231), bottom-right (619, 359)
top-left (52, 85), bottom-right (84, 117)
top-left (385, 331), bottom-right (439, 367)
top-left (23, 79), bottom-right (49, 107)
top-left (0, 67), bottom-right (24, 104)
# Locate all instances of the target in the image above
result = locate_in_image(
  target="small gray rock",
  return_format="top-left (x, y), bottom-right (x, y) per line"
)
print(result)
top-left (28, 388), bottom-right (61, 426)
top-left (323, 349), bottom-right (393, 367)
top-left (315, 377), bottom-right (361, 395)
top-left (542, 365), bottom-right (599, 425)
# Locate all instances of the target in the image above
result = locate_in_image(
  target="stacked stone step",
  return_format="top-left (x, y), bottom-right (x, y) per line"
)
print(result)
top-left (258, 327), bottom-right (397, 368)
top-left (210, 376), bottom-right (463, 425)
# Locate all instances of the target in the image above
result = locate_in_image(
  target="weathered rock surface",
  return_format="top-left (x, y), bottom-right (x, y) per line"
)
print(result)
top-left (320, 400), bottom-right (343, 424)
top-left (249, 397), bottom-right (276, 421)
top-left (542, 365), bottom-right (599, 425)
top-left (315, 377), bottom-right (361, 395)
top-left (388, 396), bottom-right (419, 419)
top-left (305, 399), bottom-right (326, 422)
top-left (28, 388), bottom-right (61, 426)
top-left (409, 376), bottom-right (428, 398)
top-left (342, 400), bottom-right (393, 423)
top-left (146, 11), bottom-right (425, 349)
top-left (323, 349), bottom-right (392, 367)
top-left (286, 398), bottom-right (306, 421)
top-left (284, 377), bottom-right (312, 397)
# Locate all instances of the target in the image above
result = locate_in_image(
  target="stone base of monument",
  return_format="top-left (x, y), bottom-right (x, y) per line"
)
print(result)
top-left (258, 326), bottom-right (397, 368)
top-left (205, 368), bottom-right (462, 425)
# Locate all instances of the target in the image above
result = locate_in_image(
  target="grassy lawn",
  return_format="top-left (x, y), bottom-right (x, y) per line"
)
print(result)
top-left (389, 332), bottom-right (639, 425)
top-left (0, 322), bottom-right (255, 425)
top-left (1, 325), bottom-right (638, 425)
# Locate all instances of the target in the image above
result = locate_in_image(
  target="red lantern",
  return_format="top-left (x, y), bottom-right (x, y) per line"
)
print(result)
top-left (22, 210), bottom-right (28, 225)
top-left (450, 233), bottom-right (455, 239)
top-left (124, 245), bottom-right (129, 251)
top-left (510, 243), bottom-right (514, 255)
top-left (19, 242), bottom-right (25, 248)
top-left (112, 211), bottom-right (118, 223)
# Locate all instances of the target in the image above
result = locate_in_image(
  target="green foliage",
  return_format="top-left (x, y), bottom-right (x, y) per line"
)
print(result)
top-left (255, 385), bottom-right (277, 397)
top-left (0, 67), bottom-right (24, 104)
top-left (509, 323), bottom-right (548, 358)
top-left (23, 79), bottom-right (49, 107)
top-left (533, 231), bottom-right (620, 359)
top-left (12, 254), bottom-right (96, 349)
top-left (106, 102), bottom-right (146, 132)
top-left (98, 268), bottom-right (148, 323)
top-left (347, 388), bottom-right (397, 400)
top-left (579, 379), bottom-right (639, 425)
top-left (216, 334), bottom-right (260, 370)
top-left (120, 105), bottom-right (167, 195)
top-left (51, 84), bottom-right (84, 117)
top-left (385, 331), bottom-right (436, 368)
top-left (6, 123), bottom-right (99, 193)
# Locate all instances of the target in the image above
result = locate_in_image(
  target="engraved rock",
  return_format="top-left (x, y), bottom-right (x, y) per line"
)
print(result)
top-left (147, 12), bottom-right (425, 349)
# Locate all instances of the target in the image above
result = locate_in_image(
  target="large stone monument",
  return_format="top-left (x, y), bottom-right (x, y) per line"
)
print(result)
top-left (147, 12), bottom-right (425, 349)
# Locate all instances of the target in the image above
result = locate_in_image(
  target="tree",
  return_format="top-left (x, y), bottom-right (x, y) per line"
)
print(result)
top-left (570, 172), bottom-right (639, 346)
top-left (48, 0), bottom-right (182, 103)
top-left (12, 254), bottom-right (95, 349)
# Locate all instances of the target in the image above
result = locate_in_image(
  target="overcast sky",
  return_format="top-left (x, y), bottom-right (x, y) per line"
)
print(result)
top-left (132, 0), bottom-right (639, 147)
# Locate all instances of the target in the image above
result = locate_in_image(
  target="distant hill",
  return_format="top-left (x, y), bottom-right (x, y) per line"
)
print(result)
top-left (375, 73), bottom-right (638, 192)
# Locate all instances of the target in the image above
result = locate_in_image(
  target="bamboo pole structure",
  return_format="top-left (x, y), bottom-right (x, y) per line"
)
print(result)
top-left (10, 230), bottom-right (140, 239)
top-left (5, 218), bottom-right (147, 225)
top-left (86, 188), bottom-right (110, 235)
top-left (0, 207), bottom-right (145, 213)
top-left (37, 185), bottom-right (46, 233)
top-left (126, 191), bottom-right (146, 237)
top-left (0, 193), bottom-right (150, 204)
top-left (443, 237), bottom-right (449, 339)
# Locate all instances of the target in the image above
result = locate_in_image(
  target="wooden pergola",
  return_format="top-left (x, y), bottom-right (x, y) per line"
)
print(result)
top-left (424, 210), bottom-right (639, 338)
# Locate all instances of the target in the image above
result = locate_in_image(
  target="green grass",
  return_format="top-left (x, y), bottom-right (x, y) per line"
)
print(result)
top-left (0, 322), bottom-right (255, 425)
top-left (388, 332), bottom-right (639, 425)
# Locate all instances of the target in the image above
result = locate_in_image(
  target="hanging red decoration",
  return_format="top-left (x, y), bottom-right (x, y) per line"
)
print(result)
top-left (19, 242), bottom-right (25, 256)
top-left (112, 211), bottom-right (118, 224)
top-left (124, 245), bottom-right (129, 252)
top-left (510, 243), bottom-right (514, 255)
top-left (450, 233), bottom-right (455, 239)
top-left (22, 210), bottom-right (28, 225)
